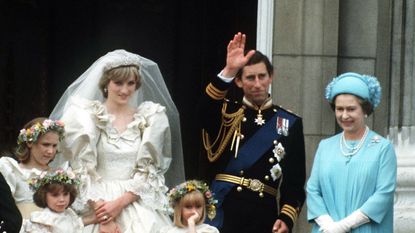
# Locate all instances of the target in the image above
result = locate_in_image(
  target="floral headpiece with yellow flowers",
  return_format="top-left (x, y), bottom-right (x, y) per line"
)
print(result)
top-left (168, 180), bottom-right (218, 220)
top-left (28, 169), bottom-right (80, 192)
top-left (17, 119), bottom-right (65, 148)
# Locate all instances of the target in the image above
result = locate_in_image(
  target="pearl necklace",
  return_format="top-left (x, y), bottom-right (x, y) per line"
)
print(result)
top-left (340, 126), bottom-right (369, 157)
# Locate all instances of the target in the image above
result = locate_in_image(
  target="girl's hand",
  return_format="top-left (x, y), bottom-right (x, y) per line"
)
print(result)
top-left (82, 212), bottom-right (99, 226)
top-left (187, 211), bottom-right (200, 227)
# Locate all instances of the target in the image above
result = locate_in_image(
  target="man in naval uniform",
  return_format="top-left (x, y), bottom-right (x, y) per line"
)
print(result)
top-left (199, 32), bottom-right (306, 233)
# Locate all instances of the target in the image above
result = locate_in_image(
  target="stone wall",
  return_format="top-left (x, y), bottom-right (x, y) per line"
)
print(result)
top-left (271, 0), bottom-right (395, 231)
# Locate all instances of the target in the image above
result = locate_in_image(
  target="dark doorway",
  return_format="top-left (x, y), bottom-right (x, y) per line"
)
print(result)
top-left (0, 0), bottom-right (257, 179)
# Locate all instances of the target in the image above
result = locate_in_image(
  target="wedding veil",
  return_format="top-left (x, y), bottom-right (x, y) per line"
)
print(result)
top-left (50, 49), bottom-right (185, 187)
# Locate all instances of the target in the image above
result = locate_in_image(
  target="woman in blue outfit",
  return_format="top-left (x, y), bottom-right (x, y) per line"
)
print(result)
top-left (307, 72), bottom-right (397, 233)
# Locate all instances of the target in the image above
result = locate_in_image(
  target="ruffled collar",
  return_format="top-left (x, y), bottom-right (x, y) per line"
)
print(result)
top-left (85, 100), bottom-right (165, 147)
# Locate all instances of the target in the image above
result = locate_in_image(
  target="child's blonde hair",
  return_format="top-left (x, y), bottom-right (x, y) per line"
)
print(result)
top-left (173, 190), bottom-right (206, 227)
top-left (168, 180), bottom-right (217, 228)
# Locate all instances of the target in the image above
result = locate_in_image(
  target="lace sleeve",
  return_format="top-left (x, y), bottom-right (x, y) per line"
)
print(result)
top-left (125, 101), bottom-right (171, 211)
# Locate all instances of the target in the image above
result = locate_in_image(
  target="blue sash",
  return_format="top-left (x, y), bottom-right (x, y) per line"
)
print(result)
top-left (207, 109), bottom-right (297, 228)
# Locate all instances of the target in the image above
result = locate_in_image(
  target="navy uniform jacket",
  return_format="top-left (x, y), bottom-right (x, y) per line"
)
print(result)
top-left (199, 76), bottom-right (306, 232)
top-left (0, 172), bottom-right (22, 233)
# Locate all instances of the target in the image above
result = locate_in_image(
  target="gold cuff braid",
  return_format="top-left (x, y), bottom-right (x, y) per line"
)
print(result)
top-left (280, 204), bottom-right (299, 223)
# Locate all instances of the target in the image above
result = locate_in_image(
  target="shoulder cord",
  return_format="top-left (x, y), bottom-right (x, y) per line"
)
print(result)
top-left (202, 102), bottom-right (244, 162)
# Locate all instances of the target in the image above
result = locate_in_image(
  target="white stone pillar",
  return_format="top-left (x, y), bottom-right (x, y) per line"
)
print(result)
top-left (390, 127), bottom-right (415, 233)
top-left (389, 0), bottom-right (415, 231)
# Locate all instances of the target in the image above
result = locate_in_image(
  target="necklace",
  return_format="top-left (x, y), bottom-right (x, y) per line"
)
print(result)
top-left (340, 126), bottom-right (369, 157)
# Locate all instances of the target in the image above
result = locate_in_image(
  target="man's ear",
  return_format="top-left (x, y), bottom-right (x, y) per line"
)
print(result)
top-left (27, 142), bottom-right (33, 149)
top-left (234, 78), bottom-right (243, 88)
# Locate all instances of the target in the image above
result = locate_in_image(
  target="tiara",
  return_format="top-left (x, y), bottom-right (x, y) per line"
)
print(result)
top-left (28, 169), bottom-right (80, 192)
top-left (103, 50), bottom-right (141, 72)
top-left (17, 119), bottom-right (65, 147)
top-left (168, 180), bottom-right (218, 220)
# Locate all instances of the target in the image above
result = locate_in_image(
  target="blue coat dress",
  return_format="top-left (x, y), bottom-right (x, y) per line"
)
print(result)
top-left (307, 130), bottom-right (397, 232)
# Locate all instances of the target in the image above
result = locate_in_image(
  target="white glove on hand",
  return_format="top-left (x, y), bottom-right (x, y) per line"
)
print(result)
top-left (315, 215), bottom-right (334, 229)
top-left (318, 210), bottom-right (370, 233)
top-left (339, 209), bottom-right (370, 229)
top-left (320, 221), bottom-right (348, 233)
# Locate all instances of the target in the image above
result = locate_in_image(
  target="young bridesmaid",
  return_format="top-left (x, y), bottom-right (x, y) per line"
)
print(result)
top-left (20, 169), bottom-right (99, 233)
top-left (0, 117), bottom-right (65, 219)
top-left (160, 180), bottom-right (219, 233)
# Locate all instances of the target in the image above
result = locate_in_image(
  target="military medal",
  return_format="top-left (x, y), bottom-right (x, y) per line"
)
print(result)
top-left (255, 109), bottom-right (265, 126)
top-left (276, 117), bottom-right (289, 136)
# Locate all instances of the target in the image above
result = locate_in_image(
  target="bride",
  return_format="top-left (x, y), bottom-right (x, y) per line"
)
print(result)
top-left (50, 49), bottom-right (184, 233)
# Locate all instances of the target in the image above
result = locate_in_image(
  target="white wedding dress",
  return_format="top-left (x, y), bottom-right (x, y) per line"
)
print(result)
top-left (60, 97), bottom-right (172, 233)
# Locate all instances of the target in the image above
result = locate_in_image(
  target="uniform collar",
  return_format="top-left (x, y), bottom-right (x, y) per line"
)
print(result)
top-left (242, 96), bottom-right (273, 111)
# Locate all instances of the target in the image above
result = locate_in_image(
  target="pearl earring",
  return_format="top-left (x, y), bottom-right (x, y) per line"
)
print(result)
top-left (104, 88), bottom-right (108, 93)
top-left (364, 114), bottom-right (368, 118)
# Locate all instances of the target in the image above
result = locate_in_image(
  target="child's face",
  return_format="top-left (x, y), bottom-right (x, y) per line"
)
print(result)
top-left (181, 201), bottom-right (203, 226)
top-left (27, 131), bottom-right (59, 169)
top-left (46, 189), bottom-right (70, 213)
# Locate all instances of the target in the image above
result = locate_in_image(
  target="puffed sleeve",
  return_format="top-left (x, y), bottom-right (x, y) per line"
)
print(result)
top-left (125, 101), bottom-right (171, 211)
top-left (20, 211), bottom-right (54, 233)
top-left (59, 97), bottom-right (103, 211)
top-left (359, 141), bottom-right (397, 223)
top-left (0, 157), bottom-right (18, 195)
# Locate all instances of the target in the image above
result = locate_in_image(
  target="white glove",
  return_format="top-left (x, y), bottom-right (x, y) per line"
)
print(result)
top-left (315, 215), bottom-right (334, 229)
top-left (339, 209), bottom-right (370, 229)
top-left (320, 221), bottom-right (348, 233)
top-left (319, 210), bottom-right (370, 233)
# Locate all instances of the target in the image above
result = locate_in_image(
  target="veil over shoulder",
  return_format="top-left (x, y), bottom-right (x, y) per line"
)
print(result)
top-left (50, 49), bottom-right (185, 187)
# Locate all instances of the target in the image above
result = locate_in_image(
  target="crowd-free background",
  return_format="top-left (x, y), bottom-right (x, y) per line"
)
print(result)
top-left (0, 0), bottom-right (257, 179)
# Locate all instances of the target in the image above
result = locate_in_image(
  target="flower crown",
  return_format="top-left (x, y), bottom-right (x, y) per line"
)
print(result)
top-left (17, 119), bottom-right (65, 147)
top-left (28, 169), bottom-right (80, 192)
top-left (168, 180), bottom-right (218, 220)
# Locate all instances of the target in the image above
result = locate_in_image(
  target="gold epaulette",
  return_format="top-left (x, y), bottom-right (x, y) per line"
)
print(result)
top-left (202, 102), bottom-right (244, 162)
top-left (206, 83), bottom-right (228, 100)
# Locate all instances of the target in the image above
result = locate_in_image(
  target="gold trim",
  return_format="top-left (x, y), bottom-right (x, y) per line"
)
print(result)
top-left (215, 174), bottom-right (278, 197)
top-left (206, 83), bottom-right (228, 100)
top-left (202, 102), bottom-right (244, 162)
top-left (281, 204), bottom-right (298, 222)
top-left (281, 209), bottom-right (296, 222)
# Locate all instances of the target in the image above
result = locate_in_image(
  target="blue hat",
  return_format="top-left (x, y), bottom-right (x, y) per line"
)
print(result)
top-left (325, 72), bottom-right (382, 109)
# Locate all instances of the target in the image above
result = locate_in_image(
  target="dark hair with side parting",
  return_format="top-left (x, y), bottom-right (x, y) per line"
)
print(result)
top-left (235, 50), bottom-right (274, 79)
top-left (33, 183), bottom-right (78, 209)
